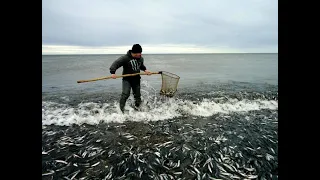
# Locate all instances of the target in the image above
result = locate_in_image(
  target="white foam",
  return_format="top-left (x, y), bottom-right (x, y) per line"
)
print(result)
top-left (42, 97), bottom-right (278, 126)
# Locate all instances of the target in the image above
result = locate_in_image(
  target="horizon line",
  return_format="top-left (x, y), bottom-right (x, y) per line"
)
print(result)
top-left (42, 52), bottom-right (278, 55)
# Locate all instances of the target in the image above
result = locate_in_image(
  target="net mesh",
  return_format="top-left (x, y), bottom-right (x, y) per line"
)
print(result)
top-left (159, 71), bottom-right (180, 97)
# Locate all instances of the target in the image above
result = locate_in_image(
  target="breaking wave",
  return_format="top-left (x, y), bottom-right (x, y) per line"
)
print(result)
top-left (42, 97), bottom-right (277, 126)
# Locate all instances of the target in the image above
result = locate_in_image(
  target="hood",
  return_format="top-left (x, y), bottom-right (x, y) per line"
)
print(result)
top-left (126, 50), bottom-right (141, 60)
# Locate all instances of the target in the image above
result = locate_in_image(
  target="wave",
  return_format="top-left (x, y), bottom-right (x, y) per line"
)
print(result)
top-left (42, 97), bottom-right (278, 126)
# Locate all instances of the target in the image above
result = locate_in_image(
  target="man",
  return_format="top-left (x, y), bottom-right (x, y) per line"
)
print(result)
top-left (109, 44), bottom-right (152, 113)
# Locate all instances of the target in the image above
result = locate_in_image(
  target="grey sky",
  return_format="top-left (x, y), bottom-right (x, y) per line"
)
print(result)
top-left (42, 0), bottom-right (278, 53)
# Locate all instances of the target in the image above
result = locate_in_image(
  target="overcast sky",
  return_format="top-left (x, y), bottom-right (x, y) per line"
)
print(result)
top-left (42, 0), bottom-right (278, 54)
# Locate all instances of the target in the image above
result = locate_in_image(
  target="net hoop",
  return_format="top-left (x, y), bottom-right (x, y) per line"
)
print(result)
top-left (159, 71), bottom-right (180, 97)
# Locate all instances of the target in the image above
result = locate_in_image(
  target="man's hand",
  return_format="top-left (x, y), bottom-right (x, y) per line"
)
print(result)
top-left (111, 74), bottom-right (116, 79)
top-left (144, 70), bottom-right (152, 75)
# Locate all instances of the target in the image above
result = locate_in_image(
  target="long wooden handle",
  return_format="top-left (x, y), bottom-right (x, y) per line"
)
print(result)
top-left (77, 71), bottom-right (161, 83)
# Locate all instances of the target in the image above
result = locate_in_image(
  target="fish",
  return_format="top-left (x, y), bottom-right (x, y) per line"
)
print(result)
top-left (78, 163), bottom-right (90, 167)
top-left (208, 176), bottom-right (223, 180)
top-left (191, 165), bottom-right (200, 174)
top-left (73, 154), bottom-right (81, 158)
top-left (82, 151), bottom-right (88, 158)
top-left (270, 147), bottom-right (275, 154)
top-left (186, 168), bottom-right (196, 175)
top-left (176, 160), bottom-right (180, 168)
top-left (91, 162), bottom-right (100, 167)
top-left (247, 175), bottom-right (258, 179)
top-left (42, 100), bottom-right (278, 180)
top-left (55, 160), bottom-right (68, 164)
top-left (155, 158), bottom-right (161, 165)
top-left (222, 163), bottom-right (235, 172)
top-left (70, 170), bottom-right (80, 180)
top-left (208, 163), bottom-right (213, 173)
top-left (42, 170), bottom-right (54, 176)
top-left (161, 141), bottom-right (173, 147)
top-left (246, 147), bottom-right (255, 151)
top-left (266, 153), bottom-right (274, 161)
top-left (230, 175), bottom-right (241, 179)
top-left (216, 164), bottom-right (226, 172)
top-left (244, 167), bottom-right (255, 172)
top-left (154, 152), bottom-right (161, 157)
top-left (105, 167), bottom-right (113, 179)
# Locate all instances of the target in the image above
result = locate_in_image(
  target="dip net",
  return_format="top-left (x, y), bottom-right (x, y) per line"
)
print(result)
top-left (159, 71), bottom-right (180, 97)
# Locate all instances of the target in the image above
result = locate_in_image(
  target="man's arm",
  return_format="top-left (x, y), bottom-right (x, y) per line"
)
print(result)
top-left (140, 57), bottom-right (147, 71)
top-left (140, 58), bottom-right (151, 75)
top-left (110, 56), bottom-right (126, 74)
top-left (140, 63), bottom-right (147, 72)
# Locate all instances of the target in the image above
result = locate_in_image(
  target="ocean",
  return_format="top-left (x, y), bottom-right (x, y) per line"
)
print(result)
top-left (42, 53), bottom-right (278, 179)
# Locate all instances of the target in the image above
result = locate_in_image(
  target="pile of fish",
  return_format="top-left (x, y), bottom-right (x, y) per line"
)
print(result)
top-left (42, 109), bottom-right (278, 179)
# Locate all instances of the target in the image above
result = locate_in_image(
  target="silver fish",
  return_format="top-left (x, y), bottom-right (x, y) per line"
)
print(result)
top-left (230, 174), bottom-right (241, 179)
top-left (42, 170), bottom-right (54, 176)
top-left (55, 160), bottom-right (68, 164)
top-left (73, 154), bottom-right (81, 158)
top-left (239, 152), bottom-right (243, 158)
top-left (221, 171), bottom-right (233, 177)
top-left (193, 156), bottom-right (198, 164)
top-left (124, 135), bottom-right (135, 139)
top-left (244, 167), bottom-right (255, 172)
top-left (186, 168), bottom-right (196, 175)
top-left (247, 175), bottom-right (258, 179)
top-left (235, 162), bottom-right (240, 169)
top-left (202, 173), bottom-right (208, 179)
top-left (266, 153), bottom-right (274, 161)
top-left (161, 141), bottom-right (173, 147)
top-left (222, 163), bottom-right (234, 172)
top-left (155, 152), bottom-right (161, 157)
top-left (155, 158), bottom-right (161, 165)
top-left (176, 160), bottom-right (180, 168)
top-left (105, 167), bottom-right (113, 180)
top-left (137, 157), bottom-right (146, 164)
top-left (203, 158), bottom-right (212, 167)
top-left (216, 164), bottom-right (226, 172)
top-left (143, 136), bottom-right (150, 139)
top-left (70, 170), bottom-right (80, 180)
top-left (208, 164), bottom-right (213, 173)
top-left (79, 163), bottom-right (90, 167)
top-left (91, 162), bottom-right (100, 167)
top-left (197, 173), bottom-right (201, 180)
top-left (270, 147), bottom-right (275, 154)
top-left (192, 165), bottom-right (200, 174)
top-left (209, 177), bottom-right (223, 180)
top-left (184, 146), bottom-right (191, 151)
top-left (82, 151), bottom-right (87, 158)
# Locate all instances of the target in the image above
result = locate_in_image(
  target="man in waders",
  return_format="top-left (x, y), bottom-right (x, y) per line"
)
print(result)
top-left (109, 44), bottom-right (152, 113)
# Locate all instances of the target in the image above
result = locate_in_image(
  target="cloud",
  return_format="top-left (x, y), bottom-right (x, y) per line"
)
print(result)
top-left (42, 44), bottom-right (276, 55)
top-left (42, 0), bottom-right (278, 53)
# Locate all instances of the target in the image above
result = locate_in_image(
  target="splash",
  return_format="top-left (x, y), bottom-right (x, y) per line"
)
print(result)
top-left (42, 81), bottom-right (278, 126)
top-left (42, 98), bottom-right (277, 126)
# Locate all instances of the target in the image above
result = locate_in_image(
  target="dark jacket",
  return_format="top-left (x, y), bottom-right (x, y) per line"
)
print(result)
top-left (109, 50), bottom-right (147, 80)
